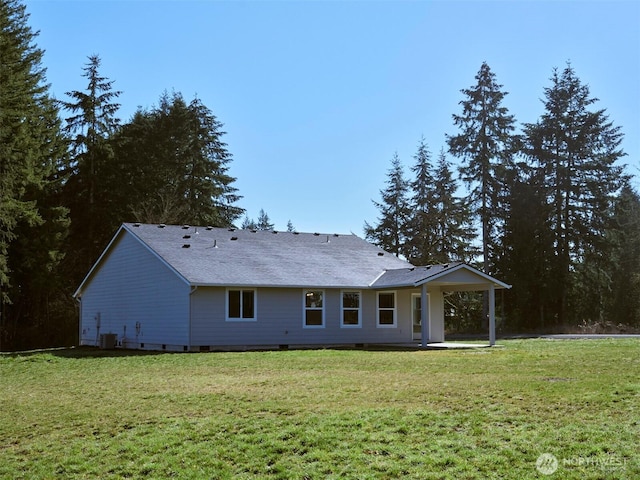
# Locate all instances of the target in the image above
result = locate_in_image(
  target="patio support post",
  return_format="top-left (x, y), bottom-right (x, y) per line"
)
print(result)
top-left (420, 283), bottom-right (430, 348)
top-left (489, 284), bottom-right (496, 347)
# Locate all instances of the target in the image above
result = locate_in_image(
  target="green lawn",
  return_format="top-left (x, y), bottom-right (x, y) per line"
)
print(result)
top-left (0, 339), bottom-right (638, 479)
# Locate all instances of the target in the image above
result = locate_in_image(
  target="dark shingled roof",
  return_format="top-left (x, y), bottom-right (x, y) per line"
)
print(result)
top-left (124, 223), bottom-right (413, 288)
top-left (370, 262), bottom-right (465, 288)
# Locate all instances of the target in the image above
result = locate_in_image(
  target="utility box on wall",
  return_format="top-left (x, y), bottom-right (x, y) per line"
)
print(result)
top-left (99, 333), bottom-right (117, 349)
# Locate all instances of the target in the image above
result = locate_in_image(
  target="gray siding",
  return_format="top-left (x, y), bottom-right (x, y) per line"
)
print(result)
top-left (190, 287), bottom-right (414, 347)
top-left (79, 232), bottom-right (190, 348)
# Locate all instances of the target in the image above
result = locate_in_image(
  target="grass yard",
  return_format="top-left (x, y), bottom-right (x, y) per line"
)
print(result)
top-left (0, 339), bottom-right (638, 479)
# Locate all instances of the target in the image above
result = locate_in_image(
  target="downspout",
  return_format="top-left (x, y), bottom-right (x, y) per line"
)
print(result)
top-left (75, 295), bottom-right (82, 346)
top-left (188, 286), bottom-right (198, 351)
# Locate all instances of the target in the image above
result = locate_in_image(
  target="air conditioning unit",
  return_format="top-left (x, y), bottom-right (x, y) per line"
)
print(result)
top-left (99, 333), bottom-right (117, 349)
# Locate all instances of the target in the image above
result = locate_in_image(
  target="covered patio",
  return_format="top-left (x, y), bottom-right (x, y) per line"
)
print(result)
top-left (371, 262), bottom-right (511, 347)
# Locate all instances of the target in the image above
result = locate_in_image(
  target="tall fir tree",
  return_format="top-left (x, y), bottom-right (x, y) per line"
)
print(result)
top-left (0, 0), bottom-right (69, 349)
top-left (607, 183), bottom-right (640, 327)
top-left (256, 209), bottom-right (275, 231)
top-left (241, 216), bottom-right (258, 230)
top-left (241, 209), bottom-right (274, 231)
top-left (497, 162), bottom-right (555, 330)
top-left (406, 140), bottom-right (476, 265)
top-left (364, 153), bottom-right (411, 257)
top-left (180, 96), bottom-right (243, 226)
top-left (406, 138), bottom-right (437, 264)
top-left (59, 55), bottom-right (121, 280)
top-left (430, 149), bottom-right (478, 263)
top-left (446, 62), bottom-right (516, 275)
top-left (113, 91), bottom-right (243, 229)
top-left (522, 63), bottom-right (626, 325)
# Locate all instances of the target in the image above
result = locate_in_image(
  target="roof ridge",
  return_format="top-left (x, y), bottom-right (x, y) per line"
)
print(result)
top-left (123, 222), bottom-right (355, 237)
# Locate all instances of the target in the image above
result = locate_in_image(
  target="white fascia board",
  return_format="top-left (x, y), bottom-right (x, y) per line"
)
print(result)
top-left (414, 263), bottom-right (511, 289)
top-left (458, 263), bottom-right (511, 289)
top-left (190, 282), bottom-right (370, 290)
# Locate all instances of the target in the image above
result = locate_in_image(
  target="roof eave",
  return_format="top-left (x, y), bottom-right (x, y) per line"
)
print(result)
top-left (190, 282), bottom-right (373, 289)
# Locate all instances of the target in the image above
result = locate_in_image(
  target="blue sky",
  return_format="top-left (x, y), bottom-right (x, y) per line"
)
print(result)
top-left (27, 0), bottom-right (640, 235)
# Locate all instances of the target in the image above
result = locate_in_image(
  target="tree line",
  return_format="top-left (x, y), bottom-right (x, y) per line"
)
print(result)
top-left (365, 62), bottom-right (639, 332)
top-left (1, 1), bottom-right (249, 349)
top-left (1, 1), bottom-right (638, 349)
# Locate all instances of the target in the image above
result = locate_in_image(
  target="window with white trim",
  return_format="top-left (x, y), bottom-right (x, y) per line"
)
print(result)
top-left (304, 290), bottom-right (324, 327)
top-left (227, 288), bottom-right (256, 321)
top-left (341, 291), bottom-right (361, 327)
top-left (377, 291), bottom-right (396, 327)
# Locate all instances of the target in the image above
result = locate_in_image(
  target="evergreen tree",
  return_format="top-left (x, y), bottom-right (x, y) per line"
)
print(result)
top-left (241, 209), bottom-right (274, 231)
top-left (498, 162), bottom-right (555, 330)
top-left (405, 138), bottom-right (437, 264)
top-left (286, 220), bottom-right (296, 232)
top-left (364, 153), bottom-right (411, 257)
top-left (113, 92), bottom-right (243, 229)
top-left (607, 183), bottom-right (640, 326)
top-left (180, 96), bottom-right (243, 226)
top-left (522, 63), bottom-right (626, 325)
top-left (405, 139), bottom-right (476, 265)
top-left (59, 55), bottom-right (121, 279)
top-left (111, 108), bottom-right (183, 226)
top-left (241, 216), bottom-right (257, 230)
top-left (0, 0), bottom-right (45, 301)
top-left (446, 62), bottom-right (516, 274)
top-left (61, 55), bottom-right (121, 182)
top-left (430, 149), bottom-right (477, 263)
top-left (256, 209), bottom-right (274, 231)
top-left (0, 0), bottom-right (69, 348)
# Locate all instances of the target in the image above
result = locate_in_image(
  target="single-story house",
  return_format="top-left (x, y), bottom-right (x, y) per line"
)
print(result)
top-left (74, 223), bottom-right (510, 351)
